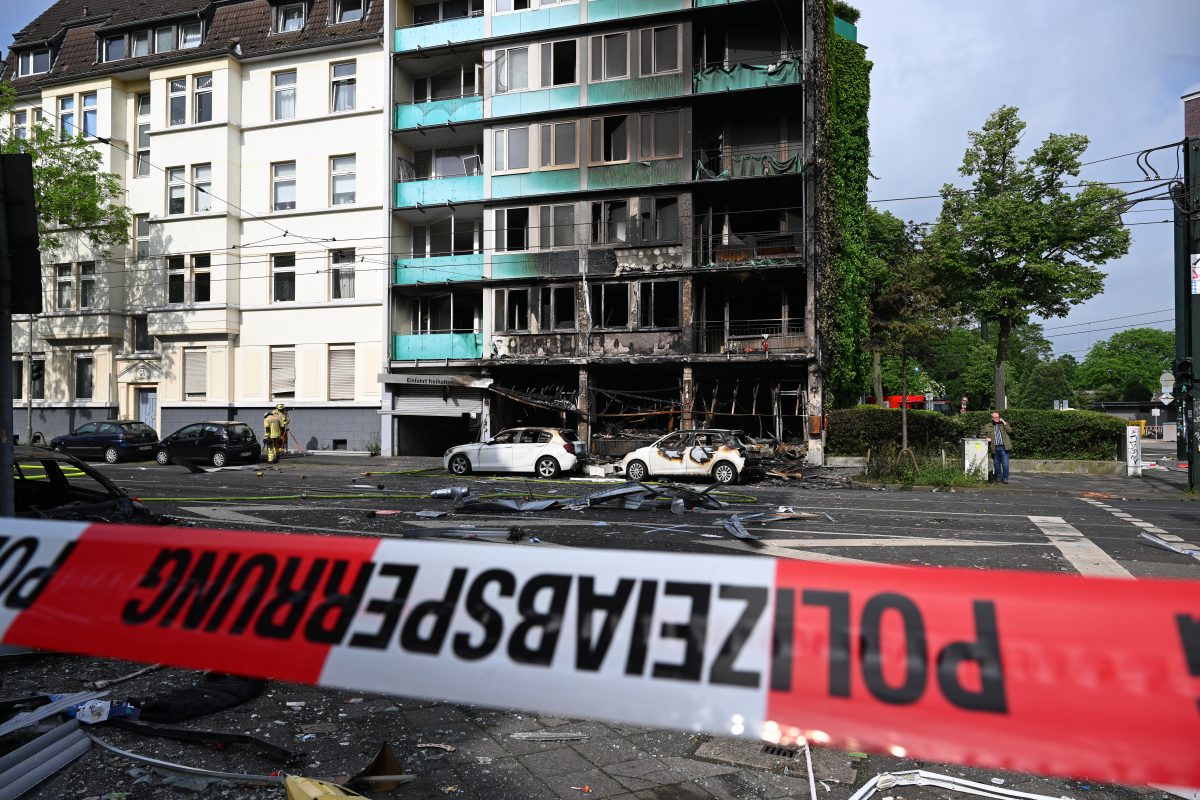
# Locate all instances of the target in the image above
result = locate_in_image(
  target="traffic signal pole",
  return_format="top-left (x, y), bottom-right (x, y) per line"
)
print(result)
top-left (1174, 137), bottom-right (1199, 491)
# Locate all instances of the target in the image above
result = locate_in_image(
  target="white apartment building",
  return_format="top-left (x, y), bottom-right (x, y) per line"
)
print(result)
top-left (3, 0), bottom-right (388, 452)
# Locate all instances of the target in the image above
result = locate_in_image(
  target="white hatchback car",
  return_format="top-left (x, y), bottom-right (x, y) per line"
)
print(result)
top-left (618, 429), bottom-right (757, 485)
top-left (444, 427), bottom-right (584, 478)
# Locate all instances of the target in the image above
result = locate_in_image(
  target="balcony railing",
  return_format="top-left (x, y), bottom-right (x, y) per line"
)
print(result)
top-left (695, 318), bottom-right (806, 355)
top-left (694, 143), bottom-right (804, 180)
top-left (395, 157), bottom-right (484, 207)
top-left (696, 231), bottom-right (804, 267)
top-left (395, 94), bottom-right (483, 129)
top-left (395, 12), bottom-right (485, 53)
top-left (693, 55), bottom-right (802, 93)
top-left (392, 331), bottom-right (483, 361)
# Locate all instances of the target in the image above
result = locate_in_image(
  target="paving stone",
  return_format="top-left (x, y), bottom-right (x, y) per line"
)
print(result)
top-left (693, 737), bottom-right (807, 772)
top-left (572, 738), bottom-right (653, 768)
top-left (549, 767), bottom-right (629, 799)
top-left (482, 713), bottom-right (547, 737)
top-left (473, 757), bottom-right (555, 798)
top-left (657, 756), bottom-right (743, 781)
top-left (519, 746), bottom-right (597, 777)
top-left (631, 781), bottom-right (718, 799)
top-left (626, 730), bottom-right (705, 759)
top-left (809, 745), bottom-right (861, 784)
top-left (611, 773), bottom-right (664, 792)
top-left (451, 734), bottom-right (509, 761)
top-left (403, 704), bottom-right (471, 730)
top-left (606, 757), bottom-right (669, 780)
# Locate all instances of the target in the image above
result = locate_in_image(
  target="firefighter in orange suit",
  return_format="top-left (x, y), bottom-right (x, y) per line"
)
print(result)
top-left (263, 404), bottom-right (289, 464)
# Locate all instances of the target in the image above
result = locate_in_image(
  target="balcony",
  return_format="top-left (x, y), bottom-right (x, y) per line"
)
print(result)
top-left (37, 310), bottom-right (125, 340)
top-left (588, 0), bottom-right (683, 22)
top-left (835, 17), bottom-right (858, 42)
top-left (587, 158), bottom-right (686, 191)
top-left (395, 14), bottom-right (484, 53)
top-left (492, 86), bottom-right (581, 118)
top-left (695, 318), bottom-right (807, 356)
top-left (694, 143), bottom-right (804, 180)
top-left (586, 73), bottom-right (687, 107)
top-left (693, 57), bottom-right (801, 94)
top-left (393, 332), bottom-right (483, 361)
top-left (395, 95), bottom-right (482, 130)
top-left (395, 254), bottom-right (485, 285)
top-left (697, 231), bottom-right (805, 268)
top-left (492, 168), bottom-right (582, 199)
top-left (491, 4), bottom-right (581, 37)
top-left (395, 174), bottom-right (484, 208)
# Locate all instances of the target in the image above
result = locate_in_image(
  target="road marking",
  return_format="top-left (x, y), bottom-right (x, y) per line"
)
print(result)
top-left (734, 536), bottom-right (1031, 549)
top-left (1078, 498), bottom-right (1200, 563)
top-left (1028, 516), bottom-right (1133, 578)
top-left (700, 539), bottom-right (888, 565)
top-left (180, 506), bottom-right (278, 525)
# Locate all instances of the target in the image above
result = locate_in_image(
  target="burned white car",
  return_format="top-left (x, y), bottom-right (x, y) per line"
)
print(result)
top-left (617, 429), bottom-right (760, 485)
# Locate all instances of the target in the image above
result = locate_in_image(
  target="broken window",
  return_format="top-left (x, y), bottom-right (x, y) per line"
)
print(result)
top-left (640, 196), bottom-right (679, 242)
top-left (639, 280), bottom-right (680, 328)
top-left (495, 46), bottom-right (529, 93)
top-left (589, 32), bottom-right (628, 81)
top-left (639, 110), bottom-right (680, 159)
top-left (591, 200), bottom-right (628, 244)
top-left (540, 204), bottom-right (575, 248)
top-left (494, 288), bottom-right (530, 332)
top-left (412, 216), bottom-right (483, 257)
top-left (538, 285), bottom-right (576, 331)
top-left (639, 25), bottom-right (679, 75)
top-left (540, 121), bottom-right (577, 168)
top-left (540, 40), bottom-right (577, 87)
top-left (496, 207), bottom-right (529, 251)
top-left (589, 115), bottom-right (629, 164)
top-left (589, 283), bottom-right (628, 328)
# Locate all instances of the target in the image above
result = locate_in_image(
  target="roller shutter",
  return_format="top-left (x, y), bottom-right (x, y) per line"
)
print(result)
top-left (329, 347), bottom-right (355, 400)
top-left (393, 387), bottom-right (482, 417)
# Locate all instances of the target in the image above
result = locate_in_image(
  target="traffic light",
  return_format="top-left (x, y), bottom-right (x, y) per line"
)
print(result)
top-left (1176, 358), bottom-right (1194, 398)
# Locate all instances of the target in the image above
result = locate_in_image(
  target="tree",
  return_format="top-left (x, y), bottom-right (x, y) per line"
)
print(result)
top-left (0, 83), bottom-right (131, 255)
top-left (927, 106), bottom-right (1131, 410)
top-left (1076, 327), bottom-right (1174, 397)
top-left (863, 207), bottom-right (914, 405)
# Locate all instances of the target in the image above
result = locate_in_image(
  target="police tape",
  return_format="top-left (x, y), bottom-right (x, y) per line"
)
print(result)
top-left (0, 519), bottom-right (1196, 786)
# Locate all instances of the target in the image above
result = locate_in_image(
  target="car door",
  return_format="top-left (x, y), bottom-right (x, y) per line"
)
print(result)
top-left (650, 432), bottom-right (691, 476)
top-left (63, 423), bottom-right (96, 458)
top-left (511, 429), bottom-right (549, 472)
top-left (685, 432), bottom-right (721, 477)
top-left (95, 422), bottom-right (122, 457)
top-left (171, 424), bottom-right (203, 459)
top-left (199, 424), bottom-right (225, 460)
top-left (476, 430), bottom-right (516, 471)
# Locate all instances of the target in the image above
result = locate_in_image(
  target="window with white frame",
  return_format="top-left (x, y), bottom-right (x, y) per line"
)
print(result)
top-left (638, 280), bottom-right (680, 328)
top-left (331, 155), bottom-right (356, 205)
top-left (540, 204), bottom-right (575, 248)
top-left (639, 109), bottom-right (680, 159)
top-left (589, 282), bottom-right (629, 328)
top-left (494, 287), bottom-right (530, 332)
top-left (639, 25), bottom-right (679, 75)
top-left (134, 214), bottom-right (150, 258)
top-left (184, 348), bottom-right (207, 398)
top-left (167, 167), bottom-right (186, 214)
top-left (493, 126), bottom-right (530, 172)
top-left (155, 26), bottom-right (176, 54)
top-left (192, 164), bottom-right (212, 212)
top-left (272, 253), bottom-right (296, 301)
top-left (328, 346), bottom-right (355, 400)
top-left (413, 146), bottom-right (481, 179)
top-left (131, 30), bottom-right (149, 56)
top-left (539, 121), bottom-right (577, 168)
top-left (495, 207), bottom-right (529, 252)
top-left (180, 22), bottom-right (202, 48)
top-left (18, 50), bottom-right (51, 76)
top-left (193, 74), bottom-right (212, 123)
top-left (272, 162), bottom-right (296, 210)
top-left (167, 255), bottom-right (186, 303)
top-left (331, 249), bottom-right (355, 299)
top-left (588, 114), bottom-right (629, 164)
top-left (81, 93), bottom-right (97, 137)
top-left (589, 32), bottom-right (628, 81)
top-left (103, 34), bottom-right (126, 62)
top-left (270, 347), bottom-right (296, 399)
top-left (274, 70), bottom-right (296, 120)
top-left (277, 3), bottom-right (305, 32)
top-left (411, 292), bottom-right (479, 334)
top-left (132, 316), bottom-right (154, 352)
top-left (74, 356), bottom-right (94, 400)
top-left (538, 285), bottom-right (576, 331)
top-left (494, 0), bottom-right (531, 11)
top-left (78, 262), bottom-right (96, 309)
top-left (590, 199), bottom-right (628, 243)
top-left (335, 0), bottom-right (363, 23)
top-left (58, 96), bottom-right (74, 140)
top-left (135, 93), bottom-right (150, 176)
top-left (56, 265), bottom-right (72, 309)
top-left (494, 46), bottom-right (528, 93)
top-left (540, 39), bottom-right (577, 87)
top-left (193, 254), bottom-right (211, 302)
top-left (12, 110), bottom-right (27, 140)
top-left (331, 61), bottom-right (356, 111)
top-left (414, 63), bottom-right (478, 102)
top-left (413, 217), bottom-right (479, 257)
top-left (414, 0), bottom-right (483, 24)
top-left (168, 78), bottom-right (186, 125)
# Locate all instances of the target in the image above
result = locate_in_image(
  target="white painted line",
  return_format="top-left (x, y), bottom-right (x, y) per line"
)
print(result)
top-left (699, 539), bottom-right (888, 565)
top-left (1155, 533), bottom-right (1185, 541)
top-left (1028, 516), bottom-right (1133, 579)
top-left (1131, 521), bottom-right (1157, 528)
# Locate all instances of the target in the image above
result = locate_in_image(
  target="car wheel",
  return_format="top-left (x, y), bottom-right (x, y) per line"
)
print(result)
top-left (53, 444), bottom-right (64, 453)
top-left (712, 460), bottom-right (738, 485)
top-left (625, 459), bottom-right (649, 482)
top-left (155, 449), bottom-right (170, 466)
top-left (103, 447), bottom-right (120, 464)
top-left (535, 456), bottom-right (560, 479)
top-left (448, 454), bottom-right (471, 475)
top-left (211, 450), bottom-right (228, 468)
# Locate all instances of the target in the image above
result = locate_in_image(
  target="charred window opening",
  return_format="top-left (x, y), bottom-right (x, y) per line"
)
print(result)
top-left (541, 40), bottom-right (577, 87)
top-left (639, 280), bottom-right (680, 328)
top-left (640, 196), bottom-right (679, 242)
top-left (538, 285), bottom-right (576, 331)
top-left (497, 207), bottom-right (530, 252)
top-left (540, 204), bottom-right (575, 248)
top-left (591, 200), bottom-right (628, 244)
top-left (495, 288), bottom-right (530, 332)
top-left (589, 115), bottom-right (629, 164)
top-left (412, 291), bottom-right (480, 334)
top-left (589, 283), bottom-right (629, 329)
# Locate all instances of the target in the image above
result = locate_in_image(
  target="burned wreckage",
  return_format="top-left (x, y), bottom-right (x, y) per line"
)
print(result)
top-left (11, 447), bottom-right (179, 525)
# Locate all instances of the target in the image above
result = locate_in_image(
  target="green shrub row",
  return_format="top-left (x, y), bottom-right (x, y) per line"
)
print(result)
top-left (826, 407), bottom-right (1125, 461)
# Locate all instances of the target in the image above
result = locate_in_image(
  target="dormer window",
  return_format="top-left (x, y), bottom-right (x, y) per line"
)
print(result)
top-left (156, 26), bottom-right (176, 53)
top-left (180, 22), bottom-right (202, 48)
top-left (18, 50), bottom-right (51, 76)
top-left (103, 35), bottom-right (126, 62)
top-left (131, 30), bottom-right (150, 57)
top-left (277, 3), bottom-right (305, 32)
top-left (335, 0), bottom-right (363, 23)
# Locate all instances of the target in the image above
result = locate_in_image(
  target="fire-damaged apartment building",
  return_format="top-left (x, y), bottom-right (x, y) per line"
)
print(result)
top-left (385, 0), bottom-right (844, 460)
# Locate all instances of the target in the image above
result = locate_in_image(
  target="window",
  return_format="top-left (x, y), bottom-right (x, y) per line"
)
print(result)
top-left (540, 40), bottom-right (577, 87)
top-left (640, 110), bottom-right (680, 159)
top-left (168, 78), bottom-right (186, 125)
top-left (167, 167), bottom-right (186, 214)
top-left (328, 346), bottom-right (355, 400)
top-left (414, 146), bottom-right (481, 179)
top-left (193, 254), bottom-right (211, 302)
top-left (180, 22), bottom-right (202, 48)
top-left (411, 292), bottom-right (479, 334)
top-left (493, 126), bottom-right (530, 172)
top-left (155, 26), bottom-right (176, 54)
top-left (167, 255), bottom-right (186, 303)
top-left (414, 63), bottom-right (478, 102)
top-left (80, 93), bottom-right (98, 137)
top-left (59, 96), bottom-right (75, 140)
top-left (13, 110), bottom-right (27, 140)
top-left (539, 285), bottom-right (576, 331)
top-left (271, 347), bottom-right (296, 399)
top-left (589, 115), bottom-right (629, 164)
top-left (103, 35), bottom-right (126, 62)
top-left (591, 199), bottom-right (628, 243)
top-left (589, 283), bottom-right (628, 328)
top-left (640, 26), bottom-right (679, 75)
top-left (495, 46), bottom-right (529, 93)
top-left (540, 204), bottom-right (575, 248)
top-left (29, 358), bottom-right (45, 400)
top-left (134, 215), bottom-right (150, 258)
top-left (331, 61), bottom-right (356, 111)
top-left (590, 33), bottom-right (628, 81)
top-left (12, 361), bottom-right (22, 401)
top-left (184, 348), bottom-right (207, 399)
top-left (413, 217), bottom-right (479, 257)
top-left (132, 316), bottom-right (154, 352)
top-left (78, 263), bottom-right (96, 309)
top-left (331, 249), bottom-right (355, 299)
top-left (193, 74), bottom-right (212, 123)
top-left (135, 93), bottom-right (150, 177)
top-left (539, 121), bottom-right (577, 168)
top-left (415, 0), bottom-right (483, 24)
top-left (274, 71), bottom-right (296, 120)
top-left (496, 207), bottom-right (529, 252)
top-left (56, 265), bottom-right (72, 309)
top-left (272, 162), bottom-right (296, 210)
top-left (192, 164), bottom-right (212, 212)
top-left (639, 280), bottom-right (680, 328)
top-left (494, 288), bottom-right (530, 332)
top-left (331, 155), bottom-right (356, 205)
top-left (335, 0), bottom-right (364, 23)
top-left (18, 50), bottom-right (51, 76)
top-left (278, 3), bottom-right (305, 31)
top-left (131, 30), bottom-right (150, 57)
top-left (495, 0), bottom-right (531, 11)
top-left (641, 196), bottom-right (679, 241)
top-left (273, 253), bottom-right (296, 301)
top-left (75, 356), bottom-right (94, 400)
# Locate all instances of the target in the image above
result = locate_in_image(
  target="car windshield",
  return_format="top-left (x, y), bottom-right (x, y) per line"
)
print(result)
top-left (120, 422), bottom-right (155, 435)
top-left (13, 457), bottom-right (120, 513)
top-left (227, 424), bottom-right (256, 442)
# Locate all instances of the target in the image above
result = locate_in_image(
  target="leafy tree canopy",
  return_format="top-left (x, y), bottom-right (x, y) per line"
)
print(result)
top-left (1076, 327), bottom-right (1174, 395)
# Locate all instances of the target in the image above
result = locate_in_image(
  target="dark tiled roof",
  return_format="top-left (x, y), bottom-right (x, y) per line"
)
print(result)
top-left (2, 0), bottom-right (382, 95)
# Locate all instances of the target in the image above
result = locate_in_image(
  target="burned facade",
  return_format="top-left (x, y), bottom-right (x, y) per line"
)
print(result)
top-left (384, 0), bottom-right (839, 461)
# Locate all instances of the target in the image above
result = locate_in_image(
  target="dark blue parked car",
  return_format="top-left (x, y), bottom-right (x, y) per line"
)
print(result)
top-left (51, 420), bottom-right (159, 464)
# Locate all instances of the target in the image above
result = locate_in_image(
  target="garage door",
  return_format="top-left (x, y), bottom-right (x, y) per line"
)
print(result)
top-left (393, 387), bottom-right (483, 417)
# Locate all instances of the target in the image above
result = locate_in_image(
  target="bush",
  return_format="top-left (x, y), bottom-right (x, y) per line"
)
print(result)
top-left (954, 410), bottom-right (1124, 461)
top-left (833, 1), bottom-right (861, 23)
top-left (826, 406), bottom-right (959, 456)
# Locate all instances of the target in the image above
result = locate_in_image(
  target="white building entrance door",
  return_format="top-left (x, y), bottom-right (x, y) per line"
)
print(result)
top-left (138, 388), bottom-right (157, 428)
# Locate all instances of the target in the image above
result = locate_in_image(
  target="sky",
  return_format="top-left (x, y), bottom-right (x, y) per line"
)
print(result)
top-left (4, 1), bottom-right (1200, 358)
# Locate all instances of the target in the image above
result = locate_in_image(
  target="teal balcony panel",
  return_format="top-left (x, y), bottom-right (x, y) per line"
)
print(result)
top-left (491, 5), bottom-right (581, 37)
top-left (491, 253), bottom-right (541, 280)
top-left (394, 254), bottom-right (485, 285)
top-left (696, 0), bottom-right (755, 4)
top-left (586, 73), bottom-right (686, 106)
top-left (393, 332), bottom-right (483, 361)
top-left (587, 159), bottom-right (684, 191)
top-left (693, 58), bottom-right (801, 93)
top-left (492, 86), bottom-right (581, 119)
top-left (491, 168), bottom-right (581, 199)
top-left (394, 16), bottom-right (485, 52)
top-left (395, 96), bottom-right (482, 130)
top-left (834, 17), bottom-right (858, 42)
top-left (395, 175), bottom-right (484, 208)
top-left (587, 0), bottom-right (683, 22)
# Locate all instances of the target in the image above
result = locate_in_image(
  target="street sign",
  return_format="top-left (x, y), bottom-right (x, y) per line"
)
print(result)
top-left (1162, 394), bottom-right (1175, 406)
top-left (1160, 371), bottom-right (1176, 391)
top-left (1152, 408), bottom-right (1161, 417)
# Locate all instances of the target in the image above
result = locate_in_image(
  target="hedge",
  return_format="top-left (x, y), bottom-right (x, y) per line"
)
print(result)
top-left (826, 407), bottom-right (1126, 461)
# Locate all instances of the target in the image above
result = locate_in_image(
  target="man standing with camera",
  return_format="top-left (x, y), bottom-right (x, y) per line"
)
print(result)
top-left (981, 411), bottom-right (1013, 483)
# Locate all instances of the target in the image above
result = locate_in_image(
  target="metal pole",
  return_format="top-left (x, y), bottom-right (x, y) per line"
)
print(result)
top-left (1174, 137), bottom-right (1200, 491)
top-left (0, 164), bottom-right (16, 516)
top-left (26, 317), bottom-right (33, 445)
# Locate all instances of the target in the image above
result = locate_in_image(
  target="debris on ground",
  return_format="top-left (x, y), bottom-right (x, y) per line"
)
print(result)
top-left (340, 742), bottom-right (412, 790)
top-left (416, 743), bottom-right (457, 752)
top-left (132, 673), bottom-right (265, 723)
top-left (848, 770), bottom-right (1076, 800)
top-left (87, 664), bottom-right (162, 691)
top-left (717, 515), bottom-right (763, 546)
top-left (284, 775), bottom-right (367, 799)
top-left (0, 719), bottom-right (91, 799)
top-left (509, 731), bottom-right (590, 741)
